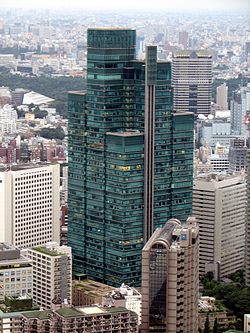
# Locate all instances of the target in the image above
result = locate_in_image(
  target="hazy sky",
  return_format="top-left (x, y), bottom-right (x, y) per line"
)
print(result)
top-left (1, 0), bottom-right (250, 12)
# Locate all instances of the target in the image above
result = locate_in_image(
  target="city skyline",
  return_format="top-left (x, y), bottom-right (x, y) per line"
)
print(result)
top-left (0, 0), bottom-right (250, 13)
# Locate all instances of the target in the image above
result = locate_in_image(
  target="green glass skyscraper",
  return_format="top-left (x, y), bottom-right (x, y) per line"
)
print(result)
top-left (68, 28), bottom-right (194, 287)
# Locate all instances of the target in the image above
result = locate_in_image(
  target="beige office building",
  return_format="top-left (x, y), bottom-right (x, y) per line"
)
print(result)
top-left (172, 50), bottom-right (212, 116)
top-left (141, 217), bottom-right (199, 333)
top-left (216, 82), bottom-right (228, 110)
top-left (0, 163), bottom-right (60, 249)
top-left (193, 174), bottom-right (246, 278)
top-left (27, 242), bottom-right (72, 310)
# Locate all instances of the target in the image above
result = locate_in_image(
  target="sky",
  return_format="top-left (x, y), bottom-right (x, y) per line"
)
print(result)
top-left (0, 0), bottom-right (250, 13)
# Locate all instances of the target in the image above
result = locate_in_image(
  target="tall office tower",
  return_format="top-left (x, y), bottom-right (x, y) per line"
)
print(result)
top-left (68, 29), bottom-right (194, 287)
top-left (141, 217), bottom-right (199, 333)
top-left (0, 163), bottom-right (60, 249)
top-left (245, 150), bottom-right (250, 287)
top-left (178, 31), bottom-right (189, 49)
top-left (231, 84), bottom-right (250, 136)
top-left (172, 50), bottom-right (213, 116)
top-left (27, 242), bottom-right (72, 309)
top-left (216, 82), bottom-right (228, 110)
top-left (193, 174), bottom-right (246, 279)
top-left (228, 138), bottom-right (247, 172)
top-left (231, 90), bottom-right (243, 135)
top-left (0, 243), bottom-right (32, 301)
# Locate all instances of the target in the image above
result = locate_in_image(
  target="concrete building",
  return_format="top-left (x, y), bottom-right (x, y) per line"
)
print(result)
top-left (0, 163), bottom-right (60, 249)
top-left (245, 150), bottom-right (250, 287)
top-left (0, 295), bottom-right (36, 333)
top-left (141, 217), bottom-right (199, 333)
top-left (198, 296), bottom-right (236, 331)
top-left (172, 50), bottom-right (213, 116)
top-left (244, 314), bottom-right (250, 332)
top-left (216, 82), bottom-right (228, 110)
top-left (72, 279), bottom-right (142, 325)
top-left (27, 242), bottom-right (72, 310)
top-left (231, 90), bottom-right (243, 135)
top-left (0, 105), bottom-right (17, 135)
top-left (228, 138), bottom-right (247, 172)
top-left (0, 243), bottom-right (32, 301)
top-left (193, 174), bottom-right (246, 278)
top-left (18, 306), bottom-right (138, 333)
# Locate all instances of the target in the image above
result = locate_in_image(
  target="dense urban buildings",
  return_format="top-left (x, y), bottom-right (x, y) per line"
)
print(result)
top-left (193, 174), bottom-right (246, 279)
top-left (141, 217), bottom-right (199, 333)
top-left (172, 50), bottom-right (213, 116)
top-left (0, 163), bottom-right (60, 249)
top-left (26, 242), bottom-right (72, 310)
top-left (68, 28), bottom-right (194, 287)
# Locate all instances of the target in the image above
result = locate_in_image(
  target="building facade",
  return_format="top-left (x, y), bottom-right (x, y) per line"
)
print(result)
top-left (193, 174), bottom-right (246, 278)
top-left (17, 306), bottom-right (138, 333)
top-left (172, 50), bottom-right (212, 116)
top-left (0, 163), bottom-right (60, 249)
top-left (68, 28), bottom-right (194, 286)
top-left (216, 82), bottom-right (228, 111)
top-left (141, 217), bottom-right (199, 333)
top-left (245, 150), bottom-right (250, 287)
top-left (27, 242), bottom-right (72, 310)
top-left (0, 243), bottom-right (32, 301)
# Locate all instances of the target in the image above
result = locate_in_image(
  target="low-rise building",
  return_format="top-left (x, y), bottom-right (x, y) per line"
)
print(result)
top-left (198, 296), bottom-right (236, 331)
top-left (18, 306), bottom-right (138, 333)
top-left (0, 243), bottom-right (32, 301)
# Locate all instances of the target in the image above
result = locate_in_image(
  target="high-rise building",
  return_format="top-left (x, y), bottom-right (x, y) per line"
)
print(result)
top-left (228, 137), bottom-right (247, 172)
top-left (0, 243), bottom-right (32, 301)
top-left (141, 217), bottom-right (199, 333)
top-left (231, 84), bottom-right (250, 136)
top-left (68, 29), bottom-right (194, 287)
top-left (27, 242), bottom-right (72, 310)
top-left (178, 31), bottom-right (189, 49)
top-left (0, 163), bottom-right (60, 249)
top-left (245, 149), bottom-right (250, 287)
top-left (172, 50), bottom-right (213, 116)
top-left (216, 82), bottom-right (228, 110)
top-left (193, 174), bottom-right (246, 279)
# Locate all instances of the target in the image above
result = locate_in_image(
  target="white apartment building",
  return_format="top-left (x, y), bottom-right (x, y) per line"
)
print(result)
top-left (27, 242), bottom-right (72, 310)
top-left (0, 163), bottom-right (60, 249)
top-left (0, 104), bottom-right (17, 134)
top-left (193, 174), bottom-right (246, 278)
top-left (0, 243), bottom-right (32, 301)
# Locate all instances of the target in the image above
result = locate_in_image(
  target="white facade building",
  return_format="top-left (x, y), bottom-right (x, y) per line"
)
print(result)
top-left (0, 243), bottom-right (32, 301)
top-left (0, 104), bottom-right (17, 134)
top-left (0, 163), bottom-right (60, 249)
top-left (27, 242), bottom-right (72, 310)
top-left (193, 174), bottom-right (246, 278)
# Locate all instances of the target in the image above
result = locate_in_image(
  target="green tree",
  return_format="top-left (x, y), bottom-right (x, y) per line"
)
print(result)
top-left (212, 318), bottom-right (219, 333)
top-left (203, 313), bottom-right (210, 333)
top-left (39, 127), bottom-right (65, 140)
